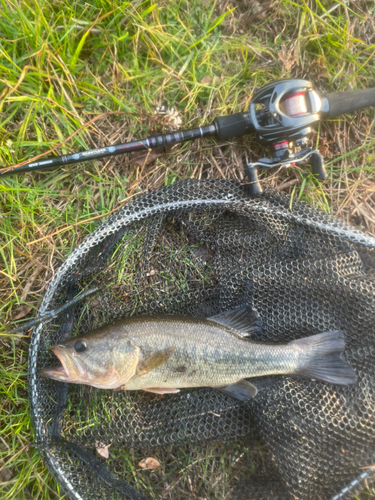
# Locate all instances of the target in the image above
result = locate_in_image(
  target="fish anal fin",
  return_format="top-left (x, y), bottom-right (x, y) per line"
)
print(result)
top-left (208, 306), bottom-right (262, 337)
top-left (213, 379), bottom-right (258, 401)
top-left (136, 346), bottom-right (176, 376)
top-left (142, 387), bottom-right (180, 394)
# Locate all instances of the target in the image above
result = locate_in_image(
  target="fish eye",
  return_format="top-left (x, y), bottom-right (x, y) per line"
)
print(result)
top-left (74, 340), bottom-right (87, 353)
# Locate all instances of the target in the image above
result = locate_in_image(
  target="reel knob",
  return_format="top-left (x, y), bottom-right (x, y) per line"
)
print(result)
top-left (311, 152), bottom-right (327, 181)
top-left (246, 165), bottom-right (263, 196)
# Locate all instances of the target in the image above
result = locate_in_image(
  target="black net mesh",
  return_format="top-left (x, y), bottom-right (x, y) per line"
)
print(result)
top-left (28, 179), bottom-right (375, 500)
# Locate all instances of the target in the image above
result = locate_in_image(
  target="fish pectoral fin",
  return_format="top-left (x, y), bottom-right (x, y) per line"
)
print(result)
top-left (213, 379), bottom-right (258, 401)
top-left (110, 353), bottom-right (140, 389)
top-left (142, 387), bottom-right (180, 394)
top-left (208, 306), bottom-right (262, 338)
top-left (136, 346), bottom-right (176, 376)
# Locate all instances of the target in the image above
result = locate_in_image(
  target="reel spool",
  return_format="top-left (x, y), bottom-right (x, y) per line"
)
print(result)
top-left (279, 91), bottom-right (308, 116)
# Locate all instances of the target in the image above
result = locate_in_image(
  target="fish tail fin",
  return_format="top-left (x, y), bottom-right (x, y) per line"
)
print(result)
top-left (291, 331), bottom-right (356, 385)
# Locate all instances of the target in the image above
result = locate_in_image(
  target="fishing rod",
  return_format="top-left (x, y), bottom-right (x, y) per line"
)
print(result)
top-left (2, 79), bottom-right (375, 195)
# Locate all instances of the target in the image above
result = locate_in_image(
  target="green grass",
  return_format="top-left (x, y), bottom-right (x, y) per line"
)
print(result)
top-left (1, 0), bottom-right (375, 498)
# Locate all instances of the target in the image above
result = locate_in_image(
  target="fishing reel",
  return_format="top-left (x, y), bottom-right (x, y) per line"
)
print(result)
top-left (245, 79), bottom-right (328, 195)
top-left (211, 78), bottom-right (375, 195)
top-left (2, 78), bottom-right (375, 189)
top-left (212, 79), bottom-right (329, 195)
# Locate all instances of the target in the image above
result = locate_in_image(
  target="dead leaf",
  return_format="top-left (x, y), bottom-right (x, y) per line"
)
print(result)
top-left (130, 150), bottom-right (163, 167)
top-left (138, 457), bottom-right (161, 470)
top-left (252, 0), bottom-right (267, 20)
top-left (152, 106), bottom-right (182, 130)
top-left (201, 75), bottom-right (212, 85)
top-left (0, 468), bottom-right (12, 481)
top-left (191, 245), bottom-right (211, 262)
top-left (278, 45), bottom-right (297, 73)
top-left (20, 263), bottom-right (44, 302)
top-left (95, 443), bottom-right (112, 459)
top-left (11, 305), bottom-right (32, 321)
top-left (318, 141), bottom-right (332, 156)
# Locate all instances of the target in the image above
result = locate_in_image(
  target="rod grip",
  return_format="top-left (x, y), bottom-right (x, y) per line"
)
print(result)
top-left (323, 88), bottom-right (375, 119)
top-left (214, 113), bottom-right (251, 141)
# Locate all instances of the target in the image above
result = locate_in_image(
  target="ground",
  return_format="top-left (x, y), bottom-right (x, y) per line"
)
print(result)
top-left (0, 0), bottom-right (375, 498)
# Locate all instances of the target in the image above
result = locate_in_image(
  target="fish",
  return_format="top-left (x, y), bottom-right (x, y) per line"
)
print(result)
top-left (41, 306), bottom-right (356, 400)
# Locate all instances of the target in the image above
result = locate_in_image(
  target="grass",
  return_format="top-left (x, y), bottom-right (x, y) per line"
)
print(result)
top-left (0, 0), bottom-right (375, 498)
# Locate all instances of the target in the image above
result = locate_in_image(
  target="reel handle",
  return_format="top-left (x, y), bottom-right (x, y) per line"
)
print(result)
top-left (246, 165), bottom-right (263, 196)
top-left (311, 152), bottom-right (327, 181)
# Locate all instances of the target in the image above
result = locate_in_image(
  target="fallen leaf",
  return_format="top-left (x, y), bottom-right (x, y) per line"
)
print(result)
top-left (191, 245), bottom-right (211, 262)
top-left (153, 107), bottom-right (182, 130)
top-left (130, 150), bottom-right (163, 167)
top-left (138, 457), bottom-right (161, 470)
top-left (252, 0), bottom-right (267, 20)
top-left (278, 45), bottom-right (297, 73)
top-left (11, 305), bottom-right (32, 320)
top-left (0, 468), bottom-right (12, 482)
top-left (318, 143), bottom-right (331, 156)
top-left (96, 443), bottom-right (112, 459)
top-left (201, 75), bottom-right (212, 85)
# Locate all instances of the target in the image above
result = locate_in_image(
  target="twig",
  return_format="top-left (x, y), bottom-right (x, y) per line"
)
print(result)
top-left (20, 264), bottom-right (44, 302)
top-left (0, 444), bottom-right (28, 474)
top-left (276, 179), bottom-right (299, 191)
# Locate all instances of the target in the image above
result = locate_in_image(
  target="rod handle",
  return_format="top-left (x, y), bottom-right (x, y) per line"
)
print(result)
top-left (323, 87), bottom-right (375, 119)
top-left (214, 113), bottom-right (252, 141)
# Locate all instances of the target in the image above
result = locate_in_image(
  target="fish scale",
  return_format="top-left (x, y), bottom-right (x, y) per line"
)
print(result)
top-left (125, 317), bottom-right (297, 390)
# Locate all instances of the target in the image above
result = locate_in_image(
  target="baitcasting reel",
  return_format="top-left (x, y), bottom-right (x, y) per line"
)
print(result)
top-left (2, 79), bottom-right (375, 195)
top-left (246, 79), bottom-right (327, 194)
top-left (214, 79), bottom-right (375, 194)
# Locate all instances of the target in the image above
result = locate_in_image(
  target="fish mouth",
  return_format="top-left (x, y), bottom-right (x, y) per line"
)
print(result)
top-left (40, 346), bottom-right (71, 382)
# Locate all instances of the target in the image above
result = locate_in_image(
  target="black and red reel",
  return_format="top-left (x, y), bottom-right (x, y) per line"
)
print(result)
top-left (246, 79), bottom-right (327, 195)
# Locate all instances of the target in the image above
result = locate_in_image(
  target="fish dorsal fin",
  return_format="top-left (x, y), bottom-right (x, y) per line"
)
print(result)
top-left (214, 379), bottom-right (258, 400)
top-left (208, 305), bottom-right (262, 337)
top-left (136, 347), bottom-right (176, 376)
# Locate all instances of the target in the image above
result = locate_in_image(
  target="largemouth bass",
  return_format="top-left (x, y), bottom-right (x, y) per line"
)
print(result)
top-left (41, 306), bottom-right (355, 400)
